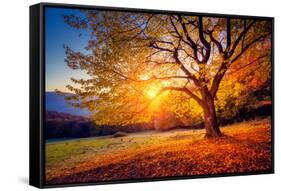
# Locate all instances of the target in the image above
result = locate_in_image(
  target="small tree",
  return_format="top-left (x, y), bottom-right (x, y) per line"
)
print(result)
top-left (60, 11), bottom-right (271, 137)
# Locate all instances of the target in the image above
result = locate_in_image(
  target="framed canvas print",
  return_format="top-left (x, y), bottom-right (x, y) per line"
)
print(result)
top-left (30, 2), bottom-right (274, 188)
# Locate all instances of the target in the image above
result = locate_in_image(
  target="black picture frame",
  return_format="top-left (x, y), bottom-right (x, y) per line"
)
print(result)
top-left (30, 2), bottom-right (274, 188)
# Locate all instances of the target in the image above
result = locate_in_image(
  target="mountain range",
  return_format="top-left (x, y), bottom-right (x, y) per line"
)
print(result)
top-left (45, 92), bottom-right (90, 117)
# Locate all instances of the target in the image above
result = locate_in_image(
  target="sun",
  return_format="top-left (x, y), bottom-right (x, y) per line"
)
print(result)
top-left (147, 90), bottom-right (157, 99)
top-left (145, 87), bottom-right (158, 99)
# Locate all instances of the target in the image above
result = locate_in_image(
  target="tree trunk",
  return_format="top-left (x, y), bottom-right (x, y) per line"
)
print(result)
top-left (202, 91), bottom-right (222, 138)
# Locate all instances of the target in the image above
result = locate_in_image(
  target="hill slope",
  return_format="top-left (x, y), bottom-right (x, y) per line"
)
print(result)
top-left (46, 118), bottom-right (272, 184)
top-left (45, 92), bottom-right (90, 117)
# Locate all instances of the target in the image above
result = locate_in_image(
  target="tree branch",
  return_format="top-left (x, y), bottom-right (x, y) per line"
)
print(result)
top-left (162, 86), bottom-right (203, 106)
top-left (111, 68), bottom-right (192, 83)
top-left (229, 54), bottom-right (268, 74)
top-left (227, 20), bottom-right (256, 58)
top-left (210, 61), bottom-right (228, 97)
top-left (173, 48), bottom-right (200, 87)
top-left (149, 41), bottom-right (174, 52)
top-left (128, 85), bottom-right (202, 115)
top-left (231, 34), bottom-right (266, 63)
top-left (226, 18), bottom-right (231, 51)
top-left (177, 15), bottom-right (200, 63)
top-left (207, 30), bottom-right (224, 54)
top-left (169, 16), bottom-right (192, 47)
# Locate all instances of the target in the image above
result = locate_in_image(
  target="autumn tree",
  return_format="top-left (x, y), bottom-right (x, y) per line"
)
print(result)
top-left (60, 11), bottom-right (271, 137)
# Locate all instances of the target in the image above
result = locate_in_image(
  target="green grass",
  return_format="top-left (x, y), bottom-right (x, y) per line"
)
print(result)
top-left (46, 138), bottom-right (111, 164)
top-left (46, 130), bottom-right (179, 167)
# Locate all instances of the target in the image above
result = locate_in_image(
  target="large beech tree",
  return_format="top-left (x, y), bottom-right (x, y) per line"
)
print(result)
top-left (60, 11), bottom-right (271, 137)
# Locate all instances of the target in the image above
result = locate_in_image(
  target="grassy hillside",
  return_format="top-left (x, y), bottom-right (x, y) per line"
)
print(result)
top-left (46, 118), bottom-right (272, 184)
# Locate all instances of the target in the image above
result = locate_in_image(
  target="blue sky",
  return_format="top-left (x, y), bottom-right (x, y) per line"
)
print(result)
top-left (45, 7), bottom-right (90, 92)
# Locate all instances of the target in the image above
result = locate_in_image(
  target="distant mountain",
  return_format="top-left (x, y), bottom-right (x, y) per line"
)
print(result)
top-left (46, 110), bottom-right (89, 121)
top-left (45, 92), bottom-right (90, 117)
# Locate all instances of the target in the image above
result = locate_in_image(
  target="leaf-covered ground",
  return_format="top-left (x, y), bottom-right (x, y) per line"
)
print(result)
top-left (46, 118), bottom-right (272, 185)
